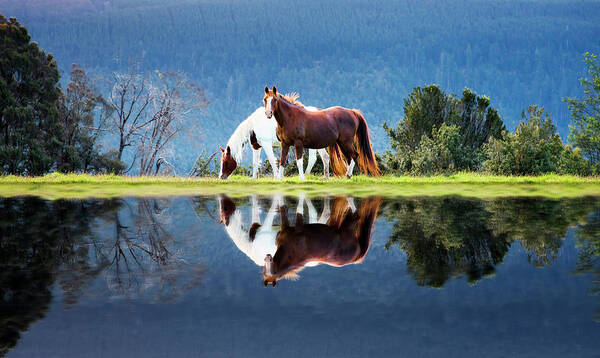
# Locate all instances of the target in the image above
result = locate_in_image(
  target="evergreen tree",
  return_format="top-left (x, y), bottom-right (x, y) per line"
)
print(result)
top-left (565, 52), bottom-right (600, 171)
top-left (382, 84), bottom-right (504, 174)
top-left (0, 15), bottom-right (62, 175)
top-left (58, 64), bottom-right (108, 172)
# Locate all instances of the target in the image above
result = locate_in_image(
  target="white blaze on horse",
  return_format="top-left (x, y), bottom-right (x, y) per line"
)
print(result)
top-left (219, 94), bottom-right (330, 179)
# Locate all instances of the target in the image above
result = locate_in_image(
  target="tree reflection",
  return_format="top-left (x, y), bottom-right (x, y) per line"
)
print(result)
top-left (383, 198), bottom-right (510, 287)
top-left (0, 197), bottom-right (120, 357)
top-left (0, 196), bottom-right (205, 356)
top-left (573, 208), bottom-right (600, 322)
top-left (87, 198), bottom-right (205, 302)
top-left (383, 197), bottom-right (597, 288)
top-left (487, 197), bottom-right (597, 267)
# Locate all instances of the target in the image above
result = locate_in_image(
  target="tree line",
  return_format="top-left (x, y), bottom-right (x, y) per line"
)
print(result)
top-left (3, 0), bottom-right (599, 157)
top-left (1, 13), bottom-right (599, 176)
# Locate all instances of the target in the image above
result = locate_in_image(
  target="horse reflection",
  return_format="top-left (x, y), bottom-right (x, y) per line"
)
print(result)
top-left (218, 194), bottom-right (330, 268)
top-left (263, 196), bottom-right (381, 286)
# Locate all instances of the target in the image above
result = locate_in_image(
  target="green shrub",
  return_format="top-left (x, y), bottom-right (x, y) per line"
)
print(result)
top-left (557, 146), bottom-right (592, 176)
top-left (483, 105), bottom-right (577, 175)
top-left (411, 124), bottom-right (473, 175)
top-left (93, 150), bottom-right (126, 174)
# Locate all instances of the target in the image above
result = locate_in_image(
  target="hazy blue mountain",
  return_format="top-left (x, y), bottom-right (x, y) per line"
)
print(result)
top-left (2, 0), bottom-right (599, 172)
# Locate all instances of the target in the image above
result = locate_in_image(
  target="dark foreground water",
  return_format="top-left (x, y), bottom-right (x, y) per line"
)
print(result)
top-left (1, 194), bottom-right (599, 357)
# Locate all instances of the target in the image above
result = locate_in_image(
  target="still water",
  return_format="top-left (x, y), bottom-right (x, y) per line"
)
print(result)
top-left (1, 194), bottom-right (599, 357)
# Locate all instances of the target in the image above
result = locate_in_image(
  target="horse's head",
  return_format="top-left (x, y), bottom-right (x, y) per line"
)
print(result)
top-left (261, 229), bottom-right (303, 287)
top-left (218, 194), bottom-right (236, 225)
top-left (219, 146), bottom-right (237, 179)
top-left (262, 254), bottom-right (278, 287)
top-left (263, 86), bottom-right (278, 119)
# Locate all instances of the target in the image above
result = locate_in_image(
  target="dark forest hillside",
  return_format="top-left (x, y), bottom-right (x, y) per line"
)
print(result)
top-left (2, 0), bottom-right (599, 171)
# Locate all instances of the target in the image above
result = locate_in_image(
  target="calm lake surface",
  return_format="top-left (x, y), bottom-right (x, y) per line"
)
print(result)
top-left (1, 194), bottom-right (599, 357)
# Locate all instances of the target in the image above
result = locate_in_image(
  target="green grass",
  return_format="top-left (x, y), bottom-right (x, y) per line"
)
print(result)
top-left (0, 172), bottom-right (599, 200)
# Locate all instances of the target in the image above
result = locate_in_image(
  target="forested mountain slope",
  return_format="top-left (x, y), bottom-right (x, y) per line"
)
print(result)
top-left (2, 0), bottom-right (599, 169)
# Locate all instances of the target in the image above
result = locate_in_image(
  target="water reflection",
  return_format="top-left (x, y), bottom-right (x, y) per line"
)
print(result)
top-left (0, 197), bottom-right (205, 357)
top-left (87, 198), bottom-right (205, 302)
top-left (381, 197), bottom-right (599, 287)
top-left (218, 194), bottom-right (381, 286)
top-left (573, 207), bottom-right (600, 321)
top-left (1, 194), bottom-right (599, 356)
top-left (0, 198), bottom-right (120, 356)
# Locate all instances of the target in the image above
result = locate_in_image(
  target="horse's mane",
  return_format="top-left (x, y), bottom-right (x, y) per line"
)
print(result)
top-left (226, 111), bottom-right (257, 162)
top-left (222, 210), bottom-right (254, 259)
top-left (279, 92), bottom-right (304, 107)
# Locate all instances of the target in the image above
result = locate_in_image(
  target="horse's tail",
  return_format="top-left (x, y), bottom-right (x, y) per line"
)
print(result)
top-left (328, 197), bottom-right (353, 228)
top-left (352, 109), bottom-right (380, 177)
top-left (327, 142), bottom-right (348, 177)
top-left (355, 196), bottom-right (382, 262)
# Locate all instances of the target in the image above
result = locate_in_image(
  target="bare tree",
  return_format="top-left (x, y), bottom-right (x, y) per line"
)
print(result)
top-left (138, 71), bottom-right (209, 175)
top-left (106, 68), bottom-right (153, 171)
top-left (106, 68), bottom-right (208, 175)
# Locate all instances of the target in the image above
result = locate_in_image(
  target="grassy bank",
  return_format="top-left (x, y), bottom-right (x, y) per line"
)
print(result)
top-left (0, 172), bottom-right (599, 199)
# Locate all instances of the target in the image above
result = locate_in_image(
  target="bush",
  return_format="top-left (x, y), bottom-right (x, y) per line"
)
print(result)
top-left (189, 151), bottom-right (220, 177)
top-left (93, 150), bottom-right (126, 174)
top-left (557, 146), bottom-right (592, 176)
top-left (411, 124), bottom-right (475, 175)
top-left (483, 105), bottom-right (579, 175)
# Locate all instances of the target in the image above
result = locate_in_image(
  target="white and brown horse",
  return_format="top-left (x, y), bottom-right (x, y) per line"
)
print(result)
top-left (263, 86), bottom-right (380, 179)
top-left (218, 194), bottom-right (330, 271)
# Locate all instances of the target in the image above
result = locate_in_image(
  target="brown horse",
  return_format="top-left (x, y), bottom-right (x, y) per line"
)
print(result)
top-left (262, 196), bottom-right (382, 286)
top-left (263, 86), bottom-right (380, 178)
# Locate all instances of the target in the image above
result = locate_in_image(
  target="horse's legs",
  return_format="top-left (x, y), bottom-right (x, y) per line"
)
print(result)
top-left (347, 196), bottom-right (357, 212)
top-left (263, 144), bottom-right (279, 179)
top-left (339, 139), bottom-right (358, 178)
top-left (263, 195), bottom-right (281, 227)
top-left (346, 159), bottom-right (356, 178)
top-left (294, 140), bottom-right (305, 181)
top-left (280, 205), bottom-right (290, 229)
top-left (251, 194), bottom-right (261, 223)
top-left (252, 147), bottom-right (263, 178)
top-left (296, 192), bottom-right (305, 217)
top-left (318, 196), bottom-right (331, 224)
top-left (305, 196), bottom-right (318, 223)
top-left (305, 149), bottom-right (317, 175)
top-left (317, 148), bottom-right (330, 179)
top-left (279, 143), bottom-right (290, 180)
